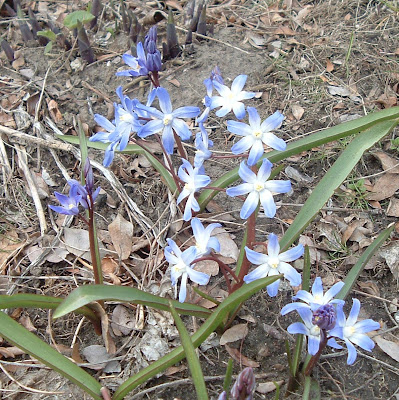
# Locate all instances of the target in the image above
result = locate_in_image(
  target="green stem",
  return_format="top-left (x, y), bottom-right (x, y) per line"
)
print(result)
top-left (88, 199), bottom-right (103, 286)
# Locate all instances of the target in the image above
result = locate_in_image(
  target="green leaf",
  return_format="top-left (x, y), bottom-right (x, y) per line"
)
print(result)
top-left (53, 285), bottom-right (212, 319)
top-left (44, 41), bottom-right (53, 54)
top-left (112, 274), bottom-right (282, 400)
top-left (197, 107), bottom-right (399, 209)
top-left (0, 312), bottom-right (102, 399)
top-left (335, 224), bottom-right (394, 301)
top-left (64, 10), bottom-right (95, 29)
top-left (279, 118), bottom-right (398, 252)
top-left (57, 135), bottom-right (177, 193)
top-left (169, 302), bottom-right (209, 400)
top-left (37, 29), bottom-right (57, 41)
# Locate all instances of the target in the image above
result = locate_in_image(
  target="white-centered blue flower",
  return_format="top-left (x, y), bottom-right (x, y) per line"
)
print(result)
top-left (116, 42), bottom-right (149, 77)
top-left (243, 233), bottom-right (303, 297)
top-left (191, 217), bottom-right (221, 257)
top-left (177, 159), bottom-right (211, 221)
top-left (194, 123), bottom-right (213, 168)
top-left (228, 107), bottom-right (286, 166)
top-left (287, 308), bottom-right (324, 355)
top-left (137, 88), bottom-right (200, 154)
top-left (210, 74), bottom-right (255, 120)
top-left (165, 238), bottom-right (210, 303)
top-left (328, 299), bottom-right (380, 365)
top-left (281, 277), bottom-right (345, 315)
top-left (226, 159), bottom-right (291, 219)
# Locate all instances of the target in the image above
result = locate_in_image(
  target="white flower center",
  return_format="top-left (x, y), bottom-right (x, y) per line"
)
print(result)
top-left (269, 257), bottom-right (280, 269)
top-left (253, 130), bottom-right (263, 139)
top-left (313, 294), bottom-right (323, 303)
top-left (344, 326), bottom-right (356, 337)
top-left (310, 325), bottom-right (320, 336)
top-left (172, 263), bottom-right (187, 275)
top-left (163, 114), bottom-right (173, 126)
top-left (120, 112), bottom-right (134, 123)
top-left (184, 182), bottom-right (195, 193)
top-left (254, 182), bottom-right (265, 192)
top-left (68, 203), bottom-right (76, 209)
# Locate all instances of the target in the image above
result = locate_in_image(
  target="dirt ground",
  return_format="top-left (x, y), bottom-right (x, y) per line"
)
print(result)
top-left (1, 0), bottom-right (399, 399)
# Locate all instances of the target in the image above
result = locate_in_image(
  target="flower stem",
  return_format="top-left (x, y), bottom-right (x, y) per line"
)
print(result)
top-left (88, 197), bottom-right (103, 286)
top-left (304, 330), bottom-right (328, 376)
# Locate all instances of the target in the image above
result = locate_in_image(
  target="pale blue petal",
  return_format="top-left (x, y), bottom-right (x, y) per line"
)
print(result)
top-left (231, 136), bottom-right (255, 155)
top-left (177, 188), bottom-right (190, 204)
top-left (243, 265), bottom-right (269, 283)
top-left (257, 159), bottom-right (273, 182)
top-left (121, 53), bottom-right (139, 68)
top-left (231, 74), bottom-right (247, 93)
top-left (162, 125), bottom-right (174, 154)
top-left (187, 268), bottom-right (210, 286)
top-left (293, 289), bottom-right (315, 304)
top-left (233, 102), bottom-right (246, 120)
top-left (281, 302), bottom-right (310, 315)
top-left (227, 120), bottom-right (253, 137)
top-left (138, 119), bottom-right (164, 137)
top-left (172, 118), bottom-right (192, 140)
top-left (262, 133), bottom-right (286, 151)
top-left (166, 238), bottom-right (181, 257)
top-left (173, 106), bottom-right (200, 119)
top-left (324, 281), bottom-right (345, 303)
top-left (94, 114), bottom-right (115, 132)
top-left (279, 244), bottom-right (304, 262)
top-left (136, 42), bottom-right (146, 61)
top-left (215, 106), bottom-right (231, 118)
top-left (178, 273), bottom-right (188, 303)
top-left (311, 277), bottom-right (324, 298)
top-left (350, 333), bottom-right (375, 352)
top-left (116, 70), bottom-right (139, 77)
top-left (259, 189), bottom-right (276, 218)
top-left (239, 161), bottom-right (257, 183)
top-left (261, 111), bottom-right (284, 132)
top-left (327, 338), bottom-right (343, 349)
top-left (191, 218), bottom-right (203, 238)
top-left (334, 304), bottom-right (346, 328)
top-left (181, 246), bottom-right (197, 265)
top-left (207, 237), bottom-right (220, 252)
top-left (183, 201), bottom-right (193, 221)
top-left (353, 319), bottom-right (380, 334)
top-left (345, 339), bottom-right (358, 365)
top-left (308, 336), bottom-right (321, 355)
top-left (238, 91), bottom-right (256, 100)
top-left (212, 80), bottom-right (230, 97)
top-left (247, 140), bottom-right (264, 166)
top-left (209, 96), bottom-right (225, 109)
top-left (287, 322), bottom-right (308, 335)
top-left (240, 191), bottom-right (259, 219)
top-left (266, 278), bottom-right (280, 297)
top-left (245, 246), bottom-right (269, 265)
top-left (278, 262), bottom-right (301, 287)
top-left (247, 107), bottom-right (261, 128)
top-left (267, 233), bottom-right (280, 257)
top-left (193, 174), bottom-right (211, 188)
top-left (226, 183), bottom-right (253, 197)
top-left (265, 180), bottom-right (291, 194)
top-left (347, 298), bottom-right (361, 326)
top-left (157, 88), bottom-right (173, 114)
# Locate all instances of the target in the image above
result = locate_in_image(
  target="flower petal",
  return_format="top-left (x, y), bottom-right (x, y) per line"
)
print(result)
top-left (247, 140), bottom-right (264, 166)
top-left (238, 161), bottom-right (257, 183)
top-left (262, 132), bottom-right (286, 151)
top-left (231, 136), bottom-right (255, 155)
top-left (259, 189), bottom-right (276, 218)
top-left (278, 261), bottom-right (301, 287)
top-left (347, 298), bottom-right (361, 327)
top-left (257, 159), bottom-right (272, 182)
top-left (240, 191), bottom-right (259, 219)
top-left (323, 281), bottom-right (345, 303)
top-left (156, 87), bottom-right (173, 114)
top-left (226, 183), bottom-right (253, 197)
top-left (231, 74), bottom-right (247, 93)
top-left (227, 120), bottom-right (253, 137)
top-left (245, 246), bottom-right (269, 265)
top-left (345, 339), bottom-right (358, 365)
top-left (287, 322), bottom-right (308, 335)
top-left (265, 180), bottom-right (291, 194)
top-left (266, 278), bottom-right (280, 297)
top-left (173, 106), bottom-right (200, 119)
top-left (279, 244), bottom-right (304, 262)
top-left (261, 111), bottom-right (284, 132)
top-left (178, 273), bottom-right (188, 303)
top-left (232, 102), bottom-right (246, 120)
top-left (172, 118), bottom-right (192, 140)
top-left (187, 268), bottom-right (210, 286)
top-left (243, 265), bottom-right (269, 283)
top-left (247, 107), bottom-right (261, 128)
top-left (267, 233), bottom-right (280, 257)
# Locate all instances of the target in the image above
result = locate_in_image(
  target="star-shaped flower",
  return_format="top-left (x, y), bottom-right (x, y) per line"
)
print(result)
top-left (191, 217), bottom-right (221, 257)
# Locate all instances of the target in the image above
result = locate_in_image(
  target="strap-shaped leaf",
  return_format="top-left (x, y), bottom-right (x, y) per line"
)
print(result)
top-left (0, 312), bottom-right (102, 399)
top-left (53, 285), bottom-right (212, 319)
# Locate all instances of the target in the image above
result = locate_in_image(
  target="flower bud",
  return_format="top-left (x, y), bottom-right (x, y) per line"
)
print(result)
top-left (312, 304), bottom-right (336, 330)
top-left (230, 367), bottom-right (256, 400)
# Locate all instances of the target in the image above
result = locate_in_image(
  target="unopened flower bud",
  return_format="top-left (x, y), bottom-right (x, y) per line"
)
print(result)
top-left (230, 367), bottom-right (256, 400)
top-left (312, 304), bottom-right (336, 330)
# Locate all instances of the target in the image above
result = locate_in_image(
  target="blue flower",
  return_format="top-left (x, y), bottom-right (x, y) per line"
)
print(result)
top-left (194, 124), bottom-right (213, 168)
top-left (177, 159), bottom-right (211, 221)
top-left (165, 238), bottom-right (210, 302)
top-left (226, 159), bottom-right (291, 219)
top-left (210, 74), bottom-right (255, 120)
top-left (143, 26), bottom-right (162, 72)
top-left (137, 88), bottom-right (200, 154)
top-left (115, 42), bottom-right (149, 77)
top-left (227, 107), bottom-right (286, 166)
top-left (287, 308), bottom-right (325, 355)
top-left (49, 186), bottom-right (81, 215)
top-left (243, 233), bottom-right (303, 297)
top-left (312, 304), bottom-right (337, 331)
top-left (191, 217), bottom-right (221, 257)
top-left (328, 299), bottom-right (380, 364)
top-left (67, 179), bottom-right (100, 210)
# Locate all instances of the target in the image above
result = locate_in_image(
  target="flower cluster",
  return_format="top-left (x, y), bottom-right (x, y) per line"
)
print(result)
top-left (282, 278), bottom-right (380, 364)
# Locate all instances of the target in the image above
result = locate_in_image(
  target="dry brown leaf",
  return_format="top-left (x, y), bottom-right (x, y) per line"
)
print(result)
top-left (291, 104), bottom-right (304, 121)
top-left (111, 305), bottom-right (135, 336)
top-left (274, 25), bottom-right (296, 36)
top-left (293, 5), bottom-right (312, 26)
top-left (375, 336), bottom-right (399, 363)
top-left (326, 59), bottom-right (334, 72)
top-left (379, 241), bottom-right (399, 279)
top-left (19, 315), bottom-right (36, 332)
top-left (0, 230), bottom-right (24, 273)
top-left (108, 214), bottom-right (133, 260)
top-left (357, 281), bottom-right (380, 297)
top-left (214, 227), bottom-right (239, 263)
top-left (224, 344), bottom-right (259, 368)
top-left (372, 151), bottom-right (399, 174)
top-left (387, 198), bottom-right (399, 217)
top-left (366, 174), bottom-right (399, 201)
top-left (257, 381), bottom-right (284, 394)
top-left (0, 346), bottom-right (26, 358)
top-left (72, 342), bottom-right (84, 364)
top-left (47, 99), bottom-right (63, 122)
top-left (375, 93), bottom-right (397, 109)
top-left (220, 324), bottom-right (248, 345)
top-left (195, 259), bottom-right (219, 276)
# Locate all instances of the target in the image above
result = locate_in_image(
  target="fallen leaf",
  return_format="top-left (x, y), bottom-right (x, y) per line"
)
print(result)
top-left (375, 336), bottom-right (399, 363)
top-left (0, 346), bottom-right (26, 358)
top-left (108, 214), bottom-right (133, 260)
top-left (257, 380), bottom-right (284, 394)
top-left (357, 280), bottom-right (380, 297)
top-left (247, 33), bottom-right (267, 48)
top-left (291, 104), bottom-right (304, 121)
top-left (379, 241), bottom-right (399, 279)
top-left (214, 227), bottom-right (239, 263)
top-left (274, 25), bottom-right (296, 36)
top-left (0, 231), bottom-right (24, 273)
top-left (111, 305), bottom-right (135, 336)
top-left (220, 324), bottom-right (248, 345)
top-left (387, 198), bottom-right (399, 217)
top-left (47, 99), bottom-right (63, 122)
top-left (262, 323), bottom-right (285, 340)
top-left (224, 344), bottom-right (259, 368)
top-left (195, 259), bottom-right (219, 276)
top-left (82, 345), bottom-right (110, 370)
top-left (366, 174), bottom-right (399, 201)
top-left (372, 151), bottom-right (399, 174)
top-left (326, 59), bottom-right (334, 72)
top-left (293, 5), bottom-right (312, 26)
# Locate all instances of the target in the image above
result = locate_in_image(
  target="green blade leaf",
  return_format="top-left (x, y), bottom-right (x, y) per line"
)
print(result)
top-left (169, 302), bottom-right (209, 400)
top-left (112, 274), bottom-right (282, 400)
top-left (335, 224), bottom-right (394, 301)
top-left (37, 29), bottom-right (57, 41)
top-left (64, 10), bottom-right (95, 29)
top-left (279, 118), bottom-right (398, 252)
top-left (57, 135), bottom-right (177, 192)
top-left (197, 107), bottom-right (399, 209)
top-left (53, 285), bottom-right (212, 319)
top-left (0, 312), bottom-right (102, 399)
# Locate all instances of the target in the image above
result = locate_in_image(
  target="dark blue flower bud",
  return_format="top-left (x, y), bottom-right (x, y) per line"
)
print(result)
top-left (230, 367), bottom-right (256, 400)
top-left (312, 304), bottom-right (336, 330)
